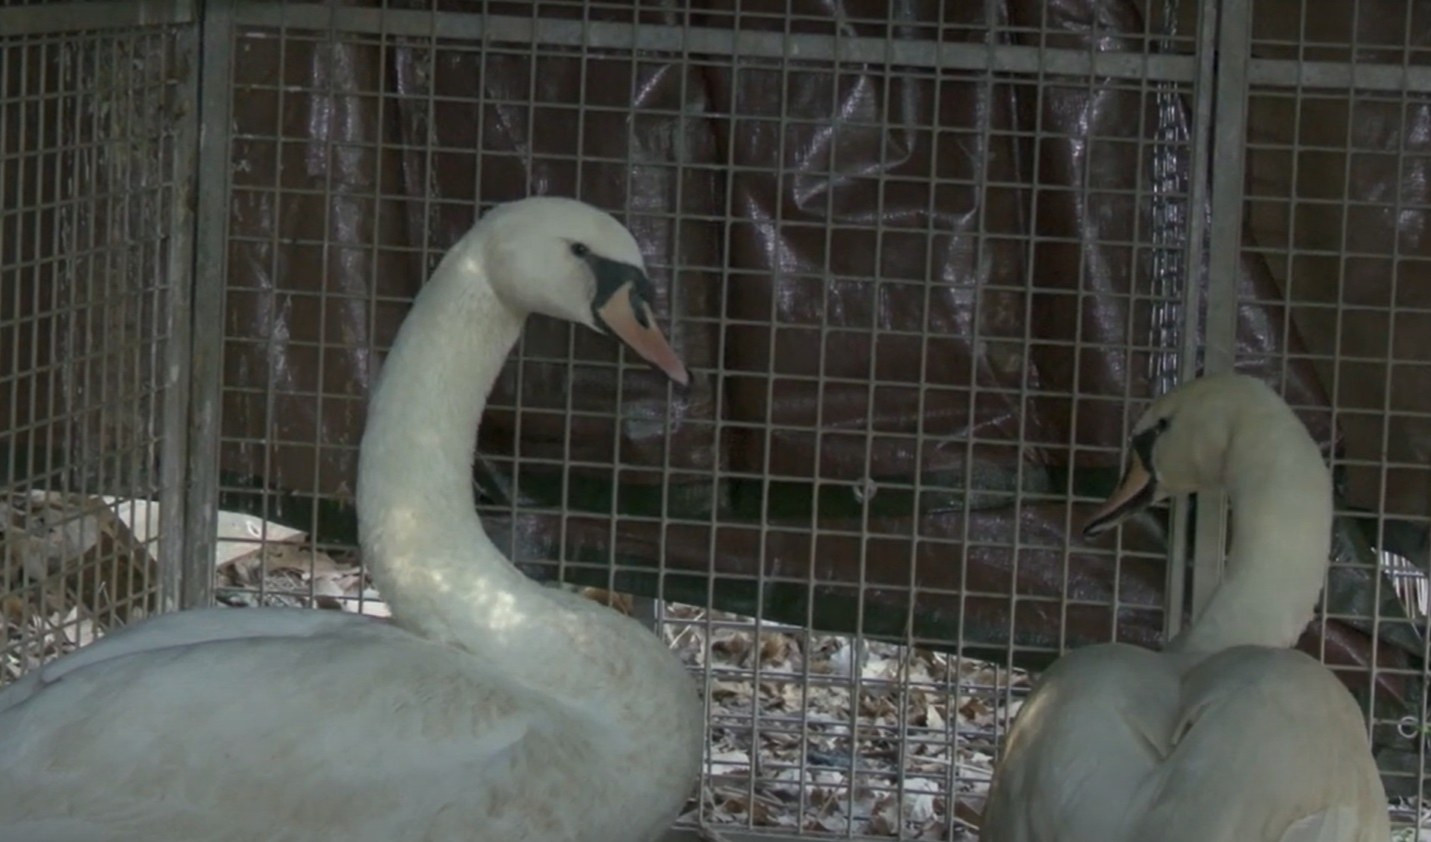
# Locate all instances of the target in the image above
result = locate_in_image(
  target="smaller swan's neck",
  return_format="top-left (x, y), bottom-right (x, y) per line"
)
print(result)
top-left (1169, 418), bottom-right (1332, 655)
top-left (356, 234), bottom-right (536, 647)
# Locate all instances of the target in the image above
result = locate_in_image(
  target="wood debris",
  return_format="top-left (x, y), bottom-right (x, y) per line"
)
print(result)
top-left (1389, 801), bottom-right (1431, 842)
top-left (215, 540), bottom-right (388, 618)
top-left (2, 494), bottom-right (374, 681)
top-left (2, 491), bottom-right (156, 682)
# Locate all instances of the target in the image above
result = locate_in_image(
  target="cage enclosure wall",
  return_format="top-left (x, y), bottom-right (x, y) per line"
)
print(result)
top-left (1, 1), bottom-right (196, 687)
top-left (4, 0), bottom-right (1431, 839)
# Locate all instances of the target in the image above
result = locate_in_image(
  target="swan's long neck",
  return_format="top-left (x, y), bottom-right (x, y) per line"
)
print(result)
top-left (351, 215), bottom-right (700, 811)
top-left (354, 230), bottom-right (696, 746)
top-left (1169, 414), bottom-right (1333, 655)
top-left (355, 235), bottom-right (544, 654)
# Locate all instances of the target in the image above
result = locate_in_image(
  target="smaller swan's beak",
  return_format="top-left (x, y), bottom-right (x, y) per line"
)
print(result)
top-left (595, 283), bottom-right (690, 387)
top-left (1083, 454), bottom-right (1157, 540)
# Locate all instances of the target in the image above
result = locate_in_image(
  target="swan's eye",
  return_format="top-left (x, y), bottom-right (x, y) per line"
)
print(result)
top-left (570, 242), bottom-right (590, 258)
top-left (1155, 417), bottom-right (1170, 432)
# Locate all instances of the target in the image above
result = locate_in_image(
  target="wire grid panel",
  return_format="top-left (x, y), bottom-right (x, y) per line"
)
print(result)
top-left (0, 11), bottom-right (195, 685)
top-left (1242, 0), bottom-right (1431, 836)
top-left (208, 2), bottom-right (1205, 838)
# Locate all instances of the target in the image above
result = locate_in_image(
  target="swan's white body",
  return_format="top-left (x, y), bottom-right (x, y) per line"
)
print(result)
top-left (981, 374), bottom-right (1390, 842)
top-left (0, 197), bottom-right (703, 842)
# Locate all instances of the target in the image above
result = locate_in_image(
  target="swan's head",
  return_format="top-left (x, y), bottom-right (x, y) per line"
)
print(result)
top-left (476, 196), bottom-right (688, 386)
top-left (1083, 373), bottom-right (1293, 539)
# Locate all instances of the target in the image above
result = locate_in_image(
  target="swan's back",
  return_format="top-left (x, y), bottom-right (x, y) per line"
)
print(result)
top-left (981, 644), bottom-right (1390, 842)
top-left (0, 607), bottom-right (667, 842)
top-left (1129, 646), bottom-right (1389, 842)
top-left (0, 608), bottom-right (364, 718)
top-left (981, 643), bottom-right (1179, 840)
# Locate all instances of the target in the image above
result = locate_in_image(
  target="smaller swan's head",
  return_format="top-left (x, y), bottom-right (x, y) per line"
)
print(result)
top-left (477, 196), bottom-right (688, 386)
top-left (1083, 373), bottom-right (1298, 539)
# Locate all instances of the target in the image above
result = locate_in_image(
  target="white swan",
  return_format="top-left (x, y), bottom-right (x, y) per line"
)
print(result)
top-left (980, 373), bottom-right (1390, 842)
top-left (0, 196), bottom-right (703, 842)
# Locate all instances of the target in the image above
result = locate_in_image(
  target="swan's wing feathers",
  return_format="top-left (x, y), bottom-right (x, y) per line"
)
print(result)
top-left (0, 625), bottom-right (584, 842)
top-left (0, 607), bottom-right (371, 716)
top-left (984, 647), bottom-right (1389, 842)
top-left (1279, 807), bottom-right (1367, 842)
top-left (1131, 648), bottom-right (1390, 842)
top-left (980, 645), bottom-right (1180, 841)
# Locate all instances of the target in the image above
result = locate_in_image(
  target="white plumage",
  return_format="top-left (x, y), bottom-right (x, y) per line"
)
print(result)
top-left (0, 196), bottom-right (703, 842)
top-left (981, 373), bottom-right (1390, 842)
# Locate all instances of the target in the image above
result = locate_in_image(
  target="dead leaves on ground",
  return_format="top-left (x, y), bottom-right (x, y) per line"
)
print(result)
top-left (663, 604), bottom-right (1026, 838)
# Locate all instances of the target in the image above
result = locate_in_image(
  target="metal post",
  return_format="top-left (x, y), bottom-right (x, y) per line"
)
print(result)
top-left (158, 0), bottom-right (202, 613)
top-left (1162, 0), bottom-right (1225, 642)
top-left (181, 0), bottom-right (237, 609)
top-left (1192, 0), bottom-right (1254, 620)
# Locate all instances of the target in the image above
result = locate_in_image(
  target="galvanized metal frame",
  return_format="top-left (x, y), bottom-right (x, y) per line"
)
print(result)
top-left (232, 4), bottom-right (1199, 82)
top-left (0, 0), bottom-right (192, 37)
top-left (183, 0), bottom-right (236, 609)
top-left (1163, 0), bottom-right (1224, 642)
top-left (158, 2), bottom-right (202, 612)
top-left (1192, 0), bottom-right (1254, 620)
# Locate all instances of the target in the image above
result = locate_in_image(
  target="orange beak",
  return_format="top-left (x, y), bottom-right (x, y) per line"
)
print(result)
top-left (1083, 454), bottom-right (1157, 539)
top-left (595, 283), bottom-right (690, 387)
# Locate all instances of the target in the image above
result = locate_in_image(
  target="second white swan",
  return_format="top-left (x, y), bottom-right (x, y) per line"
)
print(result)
top-left (981, 373), bottom-right (1390, 842)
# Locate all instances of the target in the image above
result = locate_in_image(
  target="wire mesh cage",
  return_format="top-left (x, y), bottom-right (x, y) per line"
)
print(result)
top-left (201, 1), bottom-right (1221, 838)
top-left (1239, 0), bottom-right (1431, 828)
top-left (3, 0), bottom-right (1431, 839)
top-left (0, 4), bottom-right (195, 686)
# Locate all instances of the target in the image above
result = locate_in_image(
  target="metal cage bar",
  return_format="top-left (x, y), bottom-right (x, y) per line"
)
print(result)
top-left (1192, 0), bottom-right (1253, 621)
top-left (157, 4), bottom-right (201, 613)
top-left (182, 0), bottom-right (236, 609)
